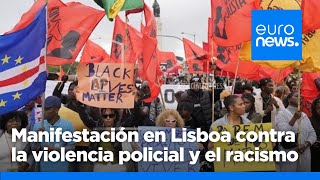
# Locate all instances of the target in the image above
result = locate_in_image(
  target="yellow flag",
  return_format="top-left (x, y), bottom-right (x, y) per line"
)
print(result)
top-left (257, 0), bottom-right (301, 10)
top-left (108, 0), bottom-right (126, 19)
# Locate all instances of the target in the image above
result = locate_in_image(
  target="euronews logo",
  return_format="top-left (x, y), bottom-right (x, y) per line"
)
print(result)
top-left (252, 10), bottom-right (302, 60)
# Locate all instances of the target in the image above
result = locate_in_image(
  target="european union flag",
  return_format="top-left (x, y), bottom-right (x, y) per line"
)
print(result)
top-left (0, 6), bottom-right (47, 115)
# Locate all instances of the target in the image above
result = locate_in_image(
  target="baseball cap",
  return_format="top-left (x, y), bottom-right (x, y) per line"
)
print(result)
top-left (259, 78), bottom-right (272, 88)
top-left (44, 96), bottom-right (61, 109)
top-left (190, 76), bottom-right (201, 84)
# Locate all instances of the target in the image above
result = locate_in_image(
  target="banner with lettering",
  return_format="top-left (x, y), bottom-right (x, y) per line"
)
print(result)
top-left (76, 63), bottom-right (135, 108)
top-left (138, 126), bottom-right (200, 172)
top-left (212, 123), bottom-right (276, 172)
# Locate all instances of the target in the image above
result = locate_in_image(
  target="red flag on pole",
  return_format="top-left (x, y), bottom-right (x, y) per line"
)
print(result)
top-left (110, 16), bottom-right (140, 63)
top-left (183, 38), bottom-right (207, 74)
top-left (302, 72), bottom-right (320, 117)
top-left (7, 0), bottom-right (105, 66)
top-left (143, 3), bottom-right (157, 38)
top-left (80, 40), bottom-right (109, 64)
top-left (142, 35), bottom-right (163, 103)
top-left (159, 51), bottom-right (179, 75)
top-left (211, 0), bottom-right (255, 46)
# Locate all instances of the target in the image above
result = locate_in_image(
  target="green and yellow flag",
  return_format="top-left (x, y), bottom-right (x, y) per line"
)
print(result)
top-left (94, 0), bottom-right (144, 21)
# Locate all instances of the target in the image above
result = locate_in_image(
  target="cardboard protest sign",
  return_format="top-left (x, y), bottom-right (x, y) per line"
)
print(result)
top-left (76, 63), bottom-right (135, 108)
top-left (212, 123), bottom-right (276, 172)
top-left (138, 126), bottom-right (200, 172)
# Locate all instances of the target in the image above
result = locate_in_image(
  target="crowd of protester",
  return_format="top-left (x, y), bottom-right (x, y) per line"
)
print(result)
top-left (0, 74), bottom-right (319, 172)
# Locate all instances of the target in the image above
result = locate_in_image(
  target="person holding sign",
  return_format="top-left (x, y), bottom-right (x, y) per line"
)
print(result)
top-left (276, 92), bottom-right (317, 172)
top-left (209, 95), bottom-right (251, 150)
top-left (211, 95), bottom-right (252, 127)
top-left (76, 105), bottom-right (134, 172)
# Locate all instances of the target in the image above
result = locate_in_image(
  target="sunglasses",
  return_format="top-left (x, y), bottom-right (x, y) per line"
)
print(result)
top-left (102, 114), bottom-right (116, 119)
top-left (165, 119), bottom-right (177, 123)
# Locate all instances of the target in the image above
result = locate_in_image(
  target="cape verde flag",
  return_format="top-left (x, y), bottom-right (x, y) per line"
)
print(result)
top-left (0, 6), bottom-right (46, 115)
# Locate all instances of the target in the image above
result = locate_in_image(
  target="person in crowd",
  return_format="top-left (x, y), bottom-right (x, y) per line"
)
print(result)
top-left (76, 105), bottom-right (134, 172)
top-left (57, 84), bottom-right (98, 172)
top-left (214, 90), bottom-right (231, 120)
top-left (233, 81), bottom-right (244, 95)
top-left (139, 81), bottom-right (163, 122)
top-left (53, 75), bottom-right (78, 112)
top-left (241, 93), bottom-right (262, 123)
top-left (255, 78), bottom-right (284, 127)
top-left (174, 91), bottom-right (184, 104)
top-left (310, 98), bottom-right (320, 172)
top-left (243, 84), bottom-right (255, 95)
top-left (122, 89), bottom-right (156, 127)
top-left (275, 86), bottom-right (286, 101)
top-left (178, 76), bottom-right (212, 132)
top-left (177, 99), bottom-right (196, 129)
top-left (155, 109), bottom-right (185, 128)
top-left (209, 95), bottom-right (251, 150)
top-left (0, 111), bottom-right (30, 172)
top-left (32, 96), bottom-right (75, 172)
top-left (288, 81), bottom-right (298, 94)
top-left (211, 95), bottom-right (251, 127)
top-left (155, 109), bottom-right (208, 171)
top-left (276, 92), bottom-right (317, 172)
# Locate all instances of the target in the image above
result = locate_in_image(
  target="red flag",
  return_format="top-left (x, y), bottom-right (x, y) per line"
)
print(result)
top-left (183, 38), bottom-right (207, 74)
top-left (110, 16), bottom-right (141, 63)
top-left (80, 40), bottom-right (109, 64)
top-left (142, 35), bottom-right (163, 103)
top-left (143, 4), bottom-right (157, 38)
top-left (8, 0), bottom-right (105, 66)
top-left (302, 0), bottom-right (320, 33)
top-left (212, 42), bottom-right (293, 83)
top-left (302, 72), bottom-right (320, 117)
top-left (159, 51), bottom-right (179, 75)
top-left (202, 42), bottom-right (212, 74)
top-left (211, 0), bottom-right (256, 46)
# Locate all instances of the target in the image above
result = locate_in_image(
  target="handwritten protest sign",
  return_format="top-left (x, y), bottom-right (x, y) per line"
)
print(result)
top-left (138, 127), bottom-right (200, 172)
top-left (212, 123), bottom-right (276, 172)
top-left (76, 63), bottom-right (135, 108)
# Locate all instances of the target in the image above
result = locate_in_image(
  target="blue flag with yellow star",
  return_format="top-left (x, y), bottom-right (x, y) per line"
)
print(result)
top-left (0, 6), bottom-right (46, 116)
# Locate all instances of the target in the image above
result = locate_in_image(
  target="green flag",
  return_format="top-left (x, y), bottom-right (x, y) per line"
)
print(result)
top-left (94, 0), bottom-right (144, 21)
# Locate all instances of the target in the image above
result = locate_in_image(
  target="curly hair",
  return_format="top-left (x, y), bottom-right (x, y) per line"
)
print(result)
top-left (0, 111), bottom-right (28, 131)
top-left (155, 109), bottom-right (185, 128)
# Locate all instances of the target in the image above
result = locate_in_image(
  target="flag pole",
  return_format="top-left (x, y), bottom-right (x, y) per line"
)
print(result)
top-left (57, 62), bottom-right (75, 90)
top-left (42, 1), bottom-right (49, 128)
top-left (231, 59), bottom-right (240, 95)
top-left (211, 38), bottom-right (215, 122)
top-left (297, 68), bottom-right (302, 162)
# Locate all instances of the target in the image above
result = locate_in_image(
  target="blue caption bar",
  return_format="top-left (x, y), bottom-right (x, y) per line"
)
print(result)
top-left (1, 173), bottom-right (320, 180)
